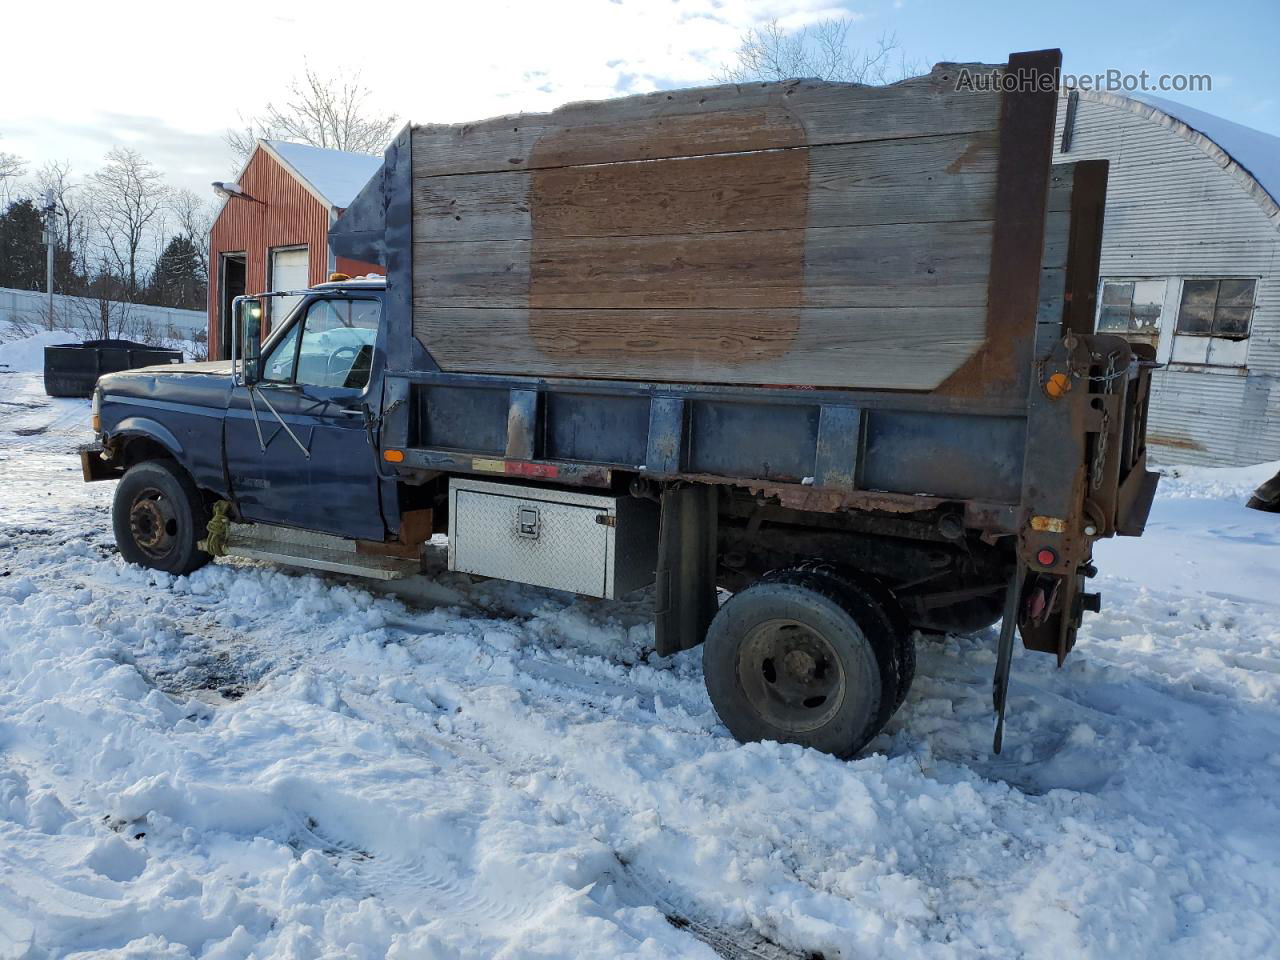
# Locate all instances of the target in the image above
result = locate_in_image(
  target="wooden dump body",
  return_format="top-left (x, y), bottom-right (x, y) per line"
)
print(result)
top-left (408, 65), bottom-right (1007, 392)
top-left (331, 48), bottom-right (1160, 654)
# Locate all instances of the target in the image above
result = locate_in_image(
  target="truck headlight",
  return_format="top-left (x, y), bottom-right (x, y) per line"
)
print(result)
top-left (91, 385), bottom-right (102, 432)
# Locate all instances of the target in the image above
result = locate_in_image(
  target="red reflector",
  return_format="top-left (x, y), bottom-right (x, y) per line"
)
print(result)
top-left (506, 461), bottom-right (559, 479)
top-left (1036, 548), bottom-right (1058, 567)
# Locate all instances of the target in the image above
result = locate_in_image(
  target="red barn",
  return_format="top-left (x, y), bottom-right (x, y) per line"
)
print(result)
top-left (207, 140), bottom-right (383, 359)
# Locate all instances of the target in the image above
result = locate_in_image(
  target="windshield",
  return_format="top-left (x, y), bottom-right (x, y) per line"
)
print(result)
top-left (262, 298), bottom-right (381, 390)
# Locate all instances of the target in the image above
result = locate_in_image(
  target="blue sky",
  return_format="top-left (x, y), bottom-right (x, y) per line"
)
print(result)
top-left (0, 0), bottom-right (1274, 198)
top-left (875, 0), bottom-right (1278, 135)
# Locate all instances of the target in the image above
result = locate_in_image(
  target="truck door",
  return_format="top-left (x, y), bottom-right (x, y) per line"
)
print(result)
top-left (224, 295), bottom-right (387, 541)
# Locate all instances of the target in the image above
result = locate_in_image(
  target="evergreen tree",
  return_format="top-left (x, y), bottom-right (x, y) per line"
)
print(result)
top-left (148, 234), bottom-right (207, 310)
top-left (0, 199), bottom-right (48, 291)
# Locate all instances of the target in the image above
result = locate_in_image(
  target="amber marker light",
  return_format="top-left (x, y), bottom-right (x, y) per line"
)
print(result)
top-left (383, 449), bottom-right (405, 463)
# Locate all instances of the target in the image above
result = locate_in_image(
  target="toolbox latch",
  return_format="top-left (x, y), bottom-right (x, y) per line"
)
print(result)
top-left (516, 506), bottom-right (541, 539)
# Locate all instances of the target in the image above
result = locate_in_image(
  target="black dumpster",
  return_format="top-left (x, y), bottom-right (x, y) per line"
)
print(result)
top-left (43, 340), bottom-right (184, 398)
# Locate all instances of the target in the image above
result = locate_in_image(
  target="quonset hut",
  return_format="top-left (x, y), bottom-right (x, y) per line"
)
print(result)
top-left (1055, 90), bottom-right (1280, 466)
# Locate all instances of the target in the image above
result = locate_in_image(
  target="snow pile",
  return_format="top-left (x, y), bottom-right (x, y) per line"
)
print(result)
top-left (1, 362), bottom-right (1279, 958)
top-left (1156, 459), bottom-right (1277, 501)
top-left (0, 329), bottom-right (84, 373)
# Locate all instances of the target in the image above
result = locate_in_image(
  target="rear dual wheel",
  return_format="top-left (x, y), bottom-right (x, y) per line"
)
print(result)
top-left (703, 567), bottom-right (913, 758)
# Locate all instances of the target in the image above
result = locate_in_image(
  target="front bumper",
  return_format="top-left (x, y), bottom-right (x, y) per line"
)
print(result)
top-left (79, 443), bottom-right (120, 483)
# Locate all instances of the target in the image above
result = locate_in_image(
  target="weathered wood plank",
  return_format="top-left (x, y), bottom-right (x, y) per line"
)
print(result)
top-left (413, 221), bottom-right (994, 311)
top-left (414, 132), bottom-right (1003, 244)
top-left (413, 132), bottom-right (1000, 243)
top-left (414, 306), bottom-right (988, 390)
top-left (410, 64), bottom-right (1004, 177)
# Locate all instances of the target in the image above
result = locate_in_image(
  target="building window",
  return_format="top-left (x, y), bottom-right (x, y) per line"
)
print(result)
top-left (1169, 278), bottom-right (1256, 368)
top-left (1174, 279), bottom-right (1255, 339)
top-left (1098, 279), bottom-right (1165, 347)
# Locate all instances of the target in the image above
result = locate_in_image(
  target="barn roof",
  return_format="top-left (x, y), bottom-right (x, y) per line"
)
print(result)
top-left (1083, 90), bottom-right (1280, 227)
top-left (260, 140), bottom-right (383, 211)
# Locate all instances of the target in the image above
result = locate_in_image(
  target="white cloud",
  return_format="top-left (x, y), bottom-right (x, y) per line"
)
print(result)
top-left (1, 0), bottom-right (865, 196)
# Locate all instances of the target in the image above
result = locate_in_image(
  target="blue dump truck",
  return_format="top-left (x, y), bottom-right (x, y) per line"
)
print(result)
top-left (81, 50), bottom-right (1157, 756)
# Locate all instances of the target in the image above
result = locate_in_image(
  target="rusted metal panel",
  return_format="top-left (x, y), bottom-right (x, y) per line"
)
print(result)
top-left (937, 48), bottom-right (1061, 401)
top-left (1062, 160), bottom-right (1109, 336)
top-left (814, 405), bottom-right (862, 491)
top-left (335, 255), bottom-right (383, 278)
top-left (505, 389), bottom-right (539, 461)
top-left (645, 397), bottom-right (685, 475)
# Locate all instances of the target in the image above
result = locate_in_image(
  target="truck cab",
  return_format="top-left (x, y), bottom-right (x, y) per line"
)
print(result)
top-left (86, 277), bottom-right (403, 572)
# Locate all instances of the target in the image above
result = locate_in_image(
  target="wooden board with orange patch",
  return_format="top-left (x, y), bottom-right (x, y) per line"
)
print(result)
top-left (408, 60), bottom-right (1060, 394)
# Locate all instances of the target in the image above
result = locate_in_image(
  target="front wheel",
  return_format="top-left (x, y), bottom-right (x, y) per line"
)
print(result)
top-left (112, 460), bottom-right (212, 576)
top-left (702, 569), bottom-right (899, 757)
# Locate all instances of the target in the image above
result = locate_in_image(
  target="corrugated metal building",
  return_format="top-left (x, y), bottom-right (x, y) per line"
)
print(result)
top-left (207, 140), bottom-right (383, 359)
top-left (1054, 90), bottom-right (1280, 466)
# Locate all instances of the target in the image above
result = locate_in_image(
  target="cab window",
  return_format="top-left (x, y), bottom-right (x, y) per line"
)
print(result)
top-left (262, 298), bottom-right (381, 389)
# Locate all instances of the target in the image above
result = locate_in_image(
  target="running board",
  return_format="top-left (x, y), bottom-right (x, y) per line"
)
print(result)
top-left (223, 523), bottom-right (420, 581)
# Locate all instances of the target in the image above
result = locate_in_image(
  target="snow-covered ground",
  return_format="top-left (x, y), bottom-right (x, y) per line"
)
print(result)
top-left (1, 333), bottom-right (1278, 959)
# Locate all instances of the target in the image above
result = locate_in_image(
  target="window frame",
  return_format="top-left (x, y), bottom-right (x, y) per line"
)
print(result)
top-left (1095, 277), bottom-right (1166, 345)
top-left (258, 294), bottom-right (383, 395)
top-left (1173, 277), bottom-right (1257, 341)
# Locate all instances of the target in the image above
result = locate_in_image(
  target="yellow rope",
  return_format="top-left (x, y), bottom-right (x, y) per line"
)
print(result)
top-left (199, 500), bottom-right (231, 557)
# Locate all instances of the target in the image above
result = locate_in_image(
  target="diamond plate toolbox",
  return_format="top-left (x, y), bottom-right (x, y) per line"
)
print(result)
top-left (447, 478), bottom-right (659, 599)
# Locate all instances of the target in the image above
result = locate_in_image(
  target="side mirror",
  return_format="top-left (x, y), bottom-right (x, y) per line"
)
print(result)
top-left (234, 298), bottom-right (263, 385)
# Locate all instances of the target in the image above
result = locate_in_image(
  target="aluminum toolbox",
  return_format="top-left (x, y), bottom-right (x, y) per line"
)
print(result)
top-left (447, 478), bottom-right (659, 599)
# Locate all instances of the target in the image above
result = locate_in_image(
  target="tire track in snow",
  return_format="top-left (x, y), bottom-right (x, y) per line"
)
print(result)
top-left (1, 532), bottom-right (808, 957)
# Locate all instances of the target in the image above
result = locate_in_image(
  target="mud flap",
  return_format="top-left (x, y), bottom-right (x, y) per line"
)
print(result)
top-left (654, 484), bottom-right (718, 657)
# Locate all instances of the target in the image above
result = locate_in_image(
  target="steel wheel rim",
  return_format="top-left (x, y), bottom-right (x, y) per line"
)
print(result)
top-left (129, 486), bottom-right (179, 560)
top-left (737, 618), bottom-right (845, 733)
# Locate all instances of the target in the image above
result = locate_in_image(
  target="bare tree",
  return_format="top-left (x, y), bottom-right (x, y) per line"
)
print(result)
top-left (60, 260), bottom-right (147, 341)
top-left (169, 188), bottom-right (213, 279)
top-left (35, 160), bottom-right (88, 280)
top-left (0, 151), bottom-right (21, 181)
top-left (87, 147), bottom-right (169, 300)
top-left (0, 136), bottom-right (25, 205)
top-left (718, 20), bottom-right (916, 85)
top-left (226, 65), bottom-right (398, 163)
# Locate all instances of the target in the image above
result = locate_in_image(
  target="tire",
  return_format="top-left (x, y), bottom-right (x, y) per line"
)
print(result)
top-left (112, 460), bottom-right (212, 576)
top-left (787, 560), bottom-right (915, 714)
top-left (703, 569), bottom-right (898, 758)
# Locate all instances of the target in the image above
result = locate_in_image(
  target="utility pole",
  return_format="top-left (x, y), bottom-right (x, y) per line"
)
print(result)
top-left (40, 191), bottom-right (57, 330)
